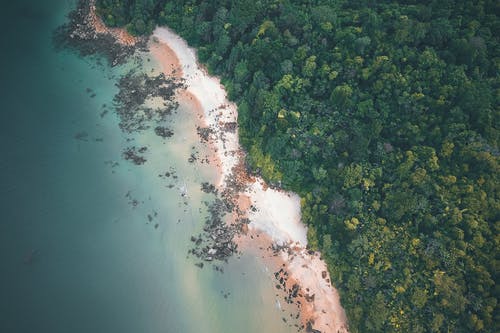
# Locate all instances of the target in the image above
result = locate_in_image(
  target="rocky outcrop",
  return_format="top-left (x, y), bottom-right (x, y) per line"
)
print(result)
top-left (53, 0), bottom-right (145, 66)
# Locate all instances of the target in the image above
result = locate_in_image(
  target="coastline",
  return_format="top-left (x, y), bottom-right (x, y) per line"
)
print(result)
top-left (151, 27), bottom-right (348, 333)
top-left (82, 2), bottom-right (348, 330)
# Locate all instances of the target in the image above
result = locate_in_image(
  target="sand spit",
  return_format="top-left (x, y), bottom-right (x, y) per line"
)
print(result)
top-left (151, 26), bottom-right (348, 333)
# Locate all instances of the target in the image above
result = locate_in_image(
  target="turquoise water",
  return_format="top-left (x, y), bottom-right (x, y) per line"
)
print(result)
top-left (0, 1), bottom-right (298, 332)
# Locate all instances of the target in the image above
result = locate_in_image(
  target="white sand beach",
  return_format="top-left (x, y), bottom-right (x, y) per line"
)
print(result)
top-left (150, 26), bottom-right (349, 333)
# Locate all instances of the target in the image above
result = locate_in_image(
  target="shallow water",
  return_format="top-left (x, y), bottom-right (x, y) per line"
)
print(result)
top-left (0, 1), bottom-right (298, 332)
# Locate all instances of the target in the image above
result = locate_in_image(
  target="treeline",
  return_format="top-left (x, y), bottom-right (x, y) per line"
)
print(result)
top-left (95, 0), bottom-right (499, 332)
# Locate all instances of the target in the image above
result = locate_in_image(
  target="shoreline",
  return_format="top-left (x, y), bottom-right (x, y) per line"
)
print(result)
top-left (151, 27), bottom-right (348, 333)
top-left (81, 3), bottom-right (348, 330)
top-left (153, 28), bottom-right (240, 188)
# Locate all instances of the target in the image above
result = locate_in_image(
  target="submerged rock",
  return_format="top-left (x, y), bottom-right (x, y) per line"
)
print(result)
top-left (113, 71), bottom-right (184, 133)
top-left (123, 146), bottom-right (147, 165)
top-left (154, 126), bottom-right (174, 138)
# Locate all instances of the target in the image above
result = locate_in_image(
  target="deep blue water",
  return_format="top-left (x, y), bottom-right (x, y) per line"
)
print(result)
top-left (0, 1), bottom-right (156, 331)
top-left (0, 1), bottom-right (298, 332)
top-left (0, 1), bottom-right (185, 331)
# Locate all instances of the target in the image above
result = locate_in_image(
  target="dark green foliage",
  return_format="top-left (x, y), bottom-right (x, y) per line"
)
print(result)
top-left (95, 0), bottom-right (499, 332)
top-left (96, 0), bottom-right (163, 34)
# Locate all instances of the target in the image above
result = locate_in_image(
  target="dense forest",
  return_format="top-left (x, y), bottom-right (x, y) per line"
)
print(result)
top-left (95, 0), bottom-right (499, 332)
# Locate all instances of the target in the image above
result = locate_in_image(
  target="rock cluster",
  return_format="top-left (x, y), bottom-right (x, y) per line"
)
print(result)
top-left (201, 182), bottom-right (218, 195)
top-left (188, 196), bottom-right (238, 263)
top-left (52, 0), bottom-right (144, 66)
top-left (274, 268), bottom-right (303, 304)
top-left (114, 72), bottom-right (184, 133)
top-left (196, 126), bottom-right (214, 143)
top-left (123, 146), bottom-right (147, 165)
top-left (221, 122), bottom-right (238, 133)
top-left (154, 126), bottom-right (174, 138)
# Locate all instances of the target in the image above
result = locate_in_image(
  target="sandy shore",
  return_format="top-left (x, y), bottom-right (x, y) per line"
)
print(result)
top-left (150, 27), bottom-right (348, 333)
top-left (150, 41), bottom-right (183, 78)
top-left (149, 37), bottom-right (224, 182)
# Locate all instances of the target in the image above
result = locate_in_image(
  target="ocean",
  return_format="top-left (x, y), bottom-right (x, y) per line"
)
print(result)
top-left (0, 1), bottom-right (298, 332)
